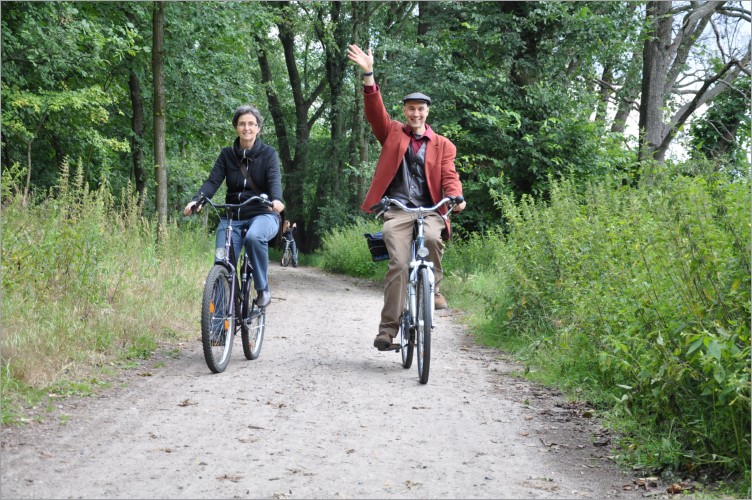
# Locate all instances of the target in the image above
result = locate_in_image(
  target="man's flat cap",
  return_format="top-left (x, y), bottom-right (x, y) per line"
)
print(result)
top-left (402, 92), bottom-right (432, 105)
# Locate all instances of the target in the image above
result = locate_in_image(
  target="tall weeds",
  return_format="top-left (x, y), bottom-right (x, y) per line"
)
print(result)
top-left (318, 218), bottom-right (387, 280)
top-left (1, 160), bottom-right (211, 419)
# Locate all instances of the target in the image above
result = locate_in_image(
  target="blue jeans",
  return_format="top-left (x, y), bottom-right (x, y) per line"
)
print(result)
top-left (216, 213), bottom-right (280, 291)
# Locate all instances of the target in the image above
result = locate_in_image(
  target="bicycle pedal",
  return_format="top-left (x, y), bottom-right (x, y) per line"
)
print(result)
top-left (378, 343), bottom-right (401, 352)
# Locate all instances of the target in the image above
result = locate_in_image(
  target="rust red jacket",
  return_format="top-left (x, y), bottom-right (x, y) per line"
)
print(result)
top-left (361, 86), bottom-right (463, 239)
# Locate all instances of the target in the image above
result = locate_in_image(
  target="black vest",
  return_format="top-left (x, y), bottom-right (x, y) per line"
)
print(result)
top-left (386, 140), bottom-right (430, 208)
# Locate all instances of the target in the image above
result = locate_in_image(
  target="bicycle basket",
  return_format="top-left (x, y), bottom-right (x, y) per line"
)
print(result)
top-left (364, 232), bottom-right (390, 262)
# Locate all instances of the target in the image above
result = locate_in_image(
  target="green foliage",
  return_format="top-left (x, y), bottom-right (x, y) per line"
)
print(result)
top-left (1, 2), bottom-right (141, 188)
top-left (690, 76), bottom-right (751, 172)
top-left (1, 159), bottom-right (211, 423)
top-left (318, 218), bottom-right (387, 280)
top-left (455, 171), bottom-right (750, 483)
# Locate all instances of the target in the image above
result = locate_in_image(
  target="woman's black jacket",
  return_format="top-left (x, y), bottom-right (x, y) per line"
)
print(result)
top-left (193, 137), bottom-right (283, 220)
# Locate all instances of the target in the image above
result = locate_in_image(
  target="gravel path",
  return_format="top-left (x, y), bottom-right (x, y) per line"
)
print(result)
top-left (1, 265), bottom-right (651, 499)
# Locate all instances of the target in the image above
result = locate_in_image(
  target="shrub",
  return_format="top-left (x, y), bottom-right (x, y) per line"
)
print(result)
top-left (1, 160), bottom-right (210, 422)
top-left (318, 218), bottom-right (387, 280)
top-left (485, 174), bottom-right (750, 480)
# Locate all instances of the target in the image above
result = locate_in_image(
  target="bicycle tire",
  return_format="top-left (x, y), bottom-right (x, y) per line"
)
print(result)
top-left (201, 265), bottom-right (234, 373)
top-left (400, 299), bottom-right (414, 368)
top-left (239, 256), bottom-right (252, 355)
top-left (281, 247), bottom-right (291, 267)
top-left (242, 303), bottom-right (266, 360)
top-left (416, 267), bottom-right (432, 384)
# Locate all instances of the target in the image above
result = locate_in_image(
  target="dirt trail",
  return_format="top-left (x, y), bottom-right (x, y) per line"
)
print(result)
top-left (1, 265), bottom-right (654, 499)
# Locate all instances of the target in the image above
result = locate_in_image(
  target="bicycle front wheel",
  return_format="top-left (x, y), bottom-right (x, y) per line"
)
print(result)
top-left (416, 267), bottom-right (432, 384)
top-left (201, 265), bottom-right (235, 373)
top-left (281, 248), bottom-right (291, 267)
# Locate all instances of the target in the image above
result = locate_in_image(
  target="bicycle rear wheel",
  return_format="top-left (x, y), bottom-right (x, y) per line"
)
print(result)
top-left (399, 300), bottom-right (414, 368)
top-left (239, 256), bottom-right (265, 360)
top-left (416, 267), bottom-right (432, 384)
top-left (242, 303), bottom-right (266, 360)
top-left (201, 265), bottom-right (235, 373)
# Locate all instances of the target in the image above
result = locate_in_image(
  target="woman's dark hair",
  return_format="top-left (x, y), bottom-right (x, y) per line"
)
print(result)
top-left (232, 105), bottom-right (264, 130)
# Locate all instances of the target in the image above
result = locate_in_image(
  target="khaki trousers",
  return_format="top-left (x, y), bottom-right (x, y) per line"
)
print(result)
top-left (379, 209), bottom-right (445, 337)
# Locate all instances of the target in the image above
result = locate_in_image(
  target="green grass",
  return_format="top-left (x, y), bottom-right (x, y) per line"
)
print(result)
top-left (1, 161), bottom-right (211, 425)
top-left (317, 218), bottom-right (388, 280)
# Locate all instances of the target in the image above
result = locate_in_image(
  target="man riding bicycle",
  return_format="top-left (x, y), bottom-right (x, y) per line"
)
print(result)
top-left (347, 44), bottom-right (467, 350)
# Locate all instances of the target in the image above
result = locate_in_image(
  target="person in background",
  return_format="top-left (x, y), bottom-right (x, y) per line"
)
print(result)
top-left (347, 43), bottom-right (466, 350)
top-left (281, 220), bottom-right (299, 268)
top-left (183, 104), bottom-right (284, 308)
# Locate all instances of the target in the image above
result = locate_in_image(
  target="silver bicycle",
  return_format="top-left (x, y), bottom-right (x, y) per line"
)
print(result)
top-left (371, 195), bottom-right (464, 384)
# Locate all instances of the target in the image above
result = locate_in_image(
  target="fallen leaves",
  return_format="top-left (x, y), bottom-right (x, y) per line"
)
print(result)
top-left (623, 477), bottom-right (697, 495)
top-left (666, 481), bottom-right (696, 494)
top-left (404, 479), bottom-right (421, 490)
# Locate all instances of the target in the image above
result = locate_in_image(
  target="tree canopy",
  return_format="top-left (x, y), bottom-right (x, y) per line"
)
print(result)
top-left (2, 1), bottom-right (750, 246)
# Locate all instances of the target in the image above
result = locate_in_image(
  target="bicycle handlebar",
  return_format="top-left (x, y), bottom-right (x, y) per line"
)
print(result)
top-left (191, 193), bottom-right (273, 215)
top-left (371, 195), bottom-right (465, 219)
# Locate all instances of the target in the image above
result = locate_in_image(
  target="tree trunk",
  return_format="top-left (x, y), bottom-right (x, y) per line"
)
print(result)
top-left (638, 1), bottom-right (739, 167)
top-left (258, 2), bottom-right (328, 252)
top-left (595, 64), bottom-right (613, 125)
top-left (23, 139), bottom-right (32, 207)
top-left (638, 1), bottom-right (672, 167)
top-left (126, 10), bottom-right (147, 203)
top-left (350, 1), bottom-right (371, 205)
top-left (152, 1), bottom-right (168, 234)
top-left (21, 113), bottom-right (47, 207)
top-left (129, 70), bottom-right (146, 202)
top-left (315, 2), bottom-right (348, 196)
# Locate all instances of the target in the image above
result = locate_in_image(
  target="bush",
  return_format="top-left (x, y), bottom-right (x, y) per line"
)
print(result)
top-left (481, 173), bottom-right (750, 481)
top-left (318, 218), bottom-right (388, 280)
top-left (1, 160), bottom-right (210, 422)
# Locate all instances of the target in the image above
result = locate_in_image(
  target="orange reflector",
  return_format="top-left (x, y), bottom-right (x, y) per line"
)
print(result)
top-left (224, 319), bottom-right (229, 330)
top-left (210, 301), bottom-right (215, 314)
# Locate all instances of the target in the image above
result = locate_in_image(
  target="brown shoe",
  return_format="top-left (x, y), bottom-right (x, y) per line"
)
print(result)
top-left (434, 292), bottom-right (448, 310)
top-left (373, 332), bottom-right (393, 350)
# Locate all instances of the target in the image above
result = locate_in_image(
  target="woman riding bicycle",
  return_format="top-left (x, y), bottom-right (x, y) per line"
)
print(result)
top-left (347, 44), bottom-right (466, 350)
top-left (183, 104), bottom-right (284, 308)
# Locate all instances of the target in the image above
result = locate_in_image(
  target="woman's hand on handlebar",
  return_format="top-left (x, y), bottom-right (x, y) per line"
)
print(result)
top-left (271, 199), bottom-right (285, 214)
top-left (184, 201), bottom-right (199, 216)
top-left (453, 200), bottom-right (467, 213)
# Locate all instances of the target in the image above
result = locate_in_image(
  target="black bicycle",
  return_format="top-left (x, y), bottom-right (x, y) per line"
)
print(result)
top-left (280, 235), bottom-right (294, 267)
top-left (370, 195), bottom-right (464, 384)
top-left (190, 194), bottom-right (272, 373)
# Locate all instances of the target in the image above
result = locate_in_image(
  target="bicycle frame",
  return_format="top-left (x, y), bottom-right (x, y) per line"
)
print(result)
top-left (196, 193), bottom-right (273, 319)
top-left (406, 209), bottom-right (436, 327)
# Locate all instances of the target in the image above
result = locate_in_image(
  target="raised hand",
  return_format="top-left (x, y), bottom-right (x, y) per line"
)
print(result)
top-left (346, 44), bottom-right (373, 73)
